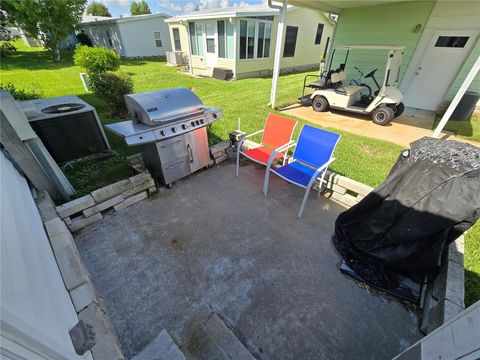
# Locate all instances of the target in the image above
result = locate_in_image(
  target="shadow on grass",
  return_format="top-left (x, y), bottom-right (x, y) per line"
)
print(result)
top-left (465, 269), bottom-right (480, 308)
top-left (1, 49), bottom-right (75, 71)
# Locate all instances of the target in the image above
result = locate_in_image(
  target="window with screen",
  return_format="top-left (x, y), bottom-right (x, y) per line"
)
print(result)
top-left (283, 26), bottom-right (298, 57)
top-left (314, 23), bottom-right (324, 45)
top-left (205, 22), bottom-right (215, 54)
top-left (154, 31), bottom-right (162, 48)
top-left (218, 20), bottom-right (225, 58)
top-left (172, 28), bottom-right (181, 50)
top-left (189, 22), bottom-right (204, 56)
top-left (240, 20), bottom-right (272, 60)
top-left (435, 36), bottom-right (469, 48)
top-left (106, 30), bottom-right (113, 47)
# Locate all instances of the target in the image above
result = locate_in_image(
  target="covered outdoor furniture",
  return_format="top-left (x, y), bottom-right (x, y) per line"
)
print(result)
top-left (263, 125), bottom-right (341, 218)
top-left (236, 113), bottom-right (297, 176)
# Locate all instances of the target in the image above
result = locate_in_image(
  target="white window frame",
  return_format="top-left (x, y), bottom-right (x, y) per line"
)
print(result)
top-left (154, 31), bottom-right (163, 48)
top-left (238, 18), bottom-right (273, 61)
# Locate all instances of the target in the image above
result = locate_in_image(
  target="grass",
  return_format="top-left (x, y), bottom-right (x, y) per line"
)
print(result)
top-left (2, 39), bottom-right (479, 306)
top-left (437, 114), bottom-right (480, 143)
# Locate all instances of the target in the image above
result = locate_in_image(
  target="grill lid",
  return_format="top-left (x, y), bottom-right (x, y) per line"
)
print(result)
top-left (125, 88), bottom-right (205, 127)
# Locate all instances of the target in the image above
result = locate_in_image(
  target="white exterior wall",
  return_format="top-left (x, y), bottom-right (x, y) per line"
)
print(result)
top-left (117, 16), bottom-right (171, 57)
top-left (82, 23), bottom-right (126, 56)
top-left (0, 152), bottom-right (88, 360)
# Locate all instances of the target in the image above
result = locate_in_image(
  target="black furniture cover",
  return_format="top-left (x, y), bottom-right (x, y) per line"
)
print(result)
top-left (334, 137), bottom-right (480, 287)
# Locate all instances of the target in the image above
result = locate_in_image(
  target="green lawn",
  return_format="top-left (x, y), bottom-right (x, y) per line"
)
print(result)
top-left (2, 39), bottom-right (479, 307)
top-left (434, 114), bottom-right (480, 143)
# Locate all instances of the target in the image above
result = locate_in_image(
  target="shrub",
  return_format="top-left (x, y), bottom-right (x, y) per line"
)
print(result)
top-left (90, 71), bottom-right (133, 114)
top-left (73, 45), bottom-right (120, 76)
top-left (0, 82), bottom-right (42, 100)
top-left (0, 42), bottom-right (17, 57)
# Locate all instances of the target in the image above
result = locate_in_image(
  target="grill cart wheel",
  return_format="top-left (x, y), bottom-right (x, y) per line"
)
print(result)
top-left (312, 96), bottom-right (329, 112)
top-left (372, 107), bottom-right (394, 126)
top-left (391, 102), bottom-right (405, 118)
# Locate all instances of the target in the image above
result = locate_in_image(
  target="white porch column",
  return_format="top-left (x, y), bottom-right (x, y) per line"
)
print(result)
top-left (269, 0), bottom-right (287, 109)
top-left (432, 55), bottom-right (480, 138)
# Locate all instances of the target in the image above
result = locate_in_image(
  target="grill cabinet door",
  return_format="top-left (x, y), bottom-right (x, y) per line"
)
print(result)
top-left (184, 127), bottom-right (211, 173)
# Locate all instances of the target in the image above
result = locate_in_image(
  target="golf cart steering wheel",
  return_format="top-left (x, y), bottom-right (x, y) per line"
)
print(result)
top-left (365, 68), bottom-right (378, 78)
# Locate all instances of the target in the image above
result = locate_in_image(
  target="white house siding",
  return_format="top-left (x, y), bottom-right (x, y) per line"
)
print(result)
top-left (0, 151), bottom-right (86, 359)
top-left (117, 16), bottom-right (171, 58)
top-left (424, 1), bottom-right (480, 102)
top-left (82, 23), bottom-right (126, 56)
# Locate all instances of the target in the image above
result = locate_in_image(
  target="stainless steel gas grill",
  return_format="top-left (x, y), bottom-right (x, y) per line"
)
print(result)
top-left (105, 88), bottom-right (223, 185)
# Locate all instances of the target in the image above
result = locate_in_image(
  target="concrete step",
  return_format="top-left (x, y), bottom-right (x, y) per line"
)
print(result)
top-left (133, 329), bottom-right (186, 360)
top-left (181, 304), bottom-right (255, 360)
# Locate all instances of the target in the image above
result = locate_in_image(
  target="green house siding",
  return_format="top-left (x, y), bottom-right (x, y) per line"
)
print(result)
top-left (445, 39), bottom-right (480, 101)
top-left (329, 1), bottom-right (435, 91)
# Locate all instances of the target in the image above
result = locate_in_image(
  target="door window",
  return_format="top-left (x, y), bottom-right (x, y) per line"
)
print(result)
top-left (434, 36), bottom-right (469, 48)
top-left (205, 22), bottom-right (215, 54)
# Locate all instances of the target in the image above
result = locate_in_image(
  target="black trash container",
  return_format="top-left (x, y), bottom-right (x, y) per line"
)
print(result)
top-left (449, 90), bottom-right (480, 121)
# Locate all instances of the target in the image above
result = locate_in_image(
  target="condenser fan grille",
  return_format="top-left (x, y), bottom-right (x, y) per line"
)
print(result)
top-left (41, 103), bottom-right (86, 114)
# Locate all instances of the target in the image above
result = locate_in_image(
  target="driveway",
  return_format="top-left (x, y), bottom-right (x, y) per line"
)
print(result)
top-left (74, 162), bottom-right (422, 359)
top-left (281, 104), bottom-right (437, 147)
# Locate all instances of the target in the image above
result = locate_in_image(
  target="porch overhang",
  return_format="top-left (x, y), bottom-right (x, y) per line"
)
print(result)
top-left (286, 0), bottom-right (417, 14)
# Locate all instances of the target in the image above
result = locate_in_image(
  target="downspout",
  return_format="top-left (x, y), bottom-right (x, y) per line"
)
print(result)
top-left (268, 0), bottom-right (287, 109)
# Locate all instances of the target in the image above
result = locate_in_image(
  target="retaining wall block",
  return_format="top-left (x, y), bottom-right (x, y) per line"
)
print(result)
top-left (122, 178), bottom-right (155, 198)
top-left (56, 194), bottom-right (95, 219)
top-left (114, 191), bottom-right (148, 212)
top-left (70, 281), bottom-right (97, 313)
top-left (210, 140), bottom-right (231, 154)
top-left (214, 154), bottom-right (229, 165)
top-left (83, 195), bottom-right (124, 218)
top-left (78, 304), bottom-right (125, 360)
top-left (54, 242), bottom-right (90, 291)
top-left (35, 191), bottom-right (58, 222)
top-left (91, 179), bottom-right (132, 204)
top-left (448, 235), bottom-right (464, 266)
top-left (330, 192), bottom-right (358, 208)
top-left (68, 213), bottom-right (103, 233)
top-left (432, 259), bottom-right (464, 308)
top-left (336, 176), bottom-right (373, 197)
top-left (427, 299), bottom-right (464, 333)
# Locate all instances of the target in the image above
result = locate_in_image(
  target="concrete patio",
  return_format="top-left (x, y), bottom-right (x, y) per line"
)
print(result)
top-left (74, 162), bottom-right (422, 359)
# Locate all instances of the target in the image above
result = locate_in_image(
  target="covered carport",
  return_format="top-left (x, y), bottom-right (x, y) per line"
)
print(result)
top-left (267, 0), bottom-right (480, 138)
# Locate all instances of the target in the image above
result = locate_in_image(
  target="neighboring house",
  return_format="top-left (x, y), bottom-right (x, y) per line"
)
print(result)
top-left (165, 5), bottom-right (334, 79)
top-left (80, 13), bottom-right (172, 58)
top-left (274, 0), bottom-right (480, 112)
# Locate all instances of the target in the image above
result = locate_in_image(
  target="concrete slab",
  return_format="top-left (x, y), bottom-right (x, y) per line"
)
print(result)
top-left (281, 105), bottom-right (437, 147)
top-left (75, 162), bottom-right (422, 359)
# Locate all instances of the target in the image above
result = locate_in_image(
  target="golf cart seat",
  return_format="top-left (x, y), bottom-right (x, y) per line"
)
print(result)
top-left (331, 71), bottom-right (365, 96)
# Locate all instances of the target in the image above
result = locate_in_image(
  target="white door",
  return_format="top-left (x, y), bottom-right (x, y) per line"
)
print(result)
top-left (403, 30), bottom-right (478, 110)
top-left (204, 22), bottom-right (217, 68)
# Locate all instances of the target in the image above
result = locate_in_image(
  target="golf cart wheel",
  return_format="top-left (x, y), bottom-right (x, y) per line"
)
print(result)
top-left (372, 107), bottom-right (395, 126)
top-left (392, 102), bottom-right (405, 118)
top-left (312, 96), bottom-right (329, 112)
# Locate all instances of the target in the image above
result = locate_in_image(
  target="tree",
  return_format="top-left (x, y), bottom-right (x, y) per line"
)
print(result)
top-left (1, 0), bottom-right (87, 62)
top-left (86, 1), bottom-right (111, 17)
top-left (130, 0), bottom-right (151, 16)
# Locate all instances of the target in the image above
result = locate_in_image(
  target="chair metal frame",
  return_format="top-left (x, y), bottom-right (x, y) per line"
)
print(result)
top-left (236, 115), bottom-right (297, 177)
top-left (263, 126), bottom-right (340, 218)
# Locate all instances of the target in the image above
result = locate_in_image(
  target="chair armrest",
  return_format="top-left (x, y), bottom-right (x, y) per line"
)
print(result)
top-left (266, 142), bottom-right (297, 169)
top-left (307, 157), bottom-right (336, 188)
top-left (238, 129), bottom-right (264, 152)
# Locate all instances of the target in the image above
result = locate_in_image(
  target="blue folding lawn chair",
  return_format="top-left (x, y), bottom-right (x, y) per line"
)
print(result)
top-left (263, 125), bottom-right (341, 218)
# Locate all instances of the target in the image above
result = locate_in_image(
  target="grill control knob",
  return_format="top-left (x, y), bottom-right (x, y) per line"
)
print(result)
top-left (171, 127), bottom-right (176, 133)
top-left (195, 120), bottom-right (200, 125)
top-left (160, 130), bottom-right (166, 136)
top-left (191, 121), bottom-right (195, 127)
top-left (200, 119), bottom-right (204, 124)
top-left (181, 124), bottom-right (187, 130)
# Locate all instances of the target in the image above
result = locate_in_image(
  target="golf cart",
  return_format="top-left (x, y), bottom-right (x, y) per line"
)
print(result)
top-left (300, 45), bottom-right (406, 126)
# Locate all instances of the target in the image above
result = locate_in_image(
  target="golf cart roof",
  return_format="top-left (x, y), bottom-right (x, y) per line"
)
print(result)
top-left (335, 45), bottom-right (406, 50)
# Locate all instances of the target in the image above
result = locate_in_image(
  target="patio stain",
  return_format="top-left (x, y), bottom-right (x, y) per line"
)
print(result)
top-left (74, 162), bottom-right (422, 359)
